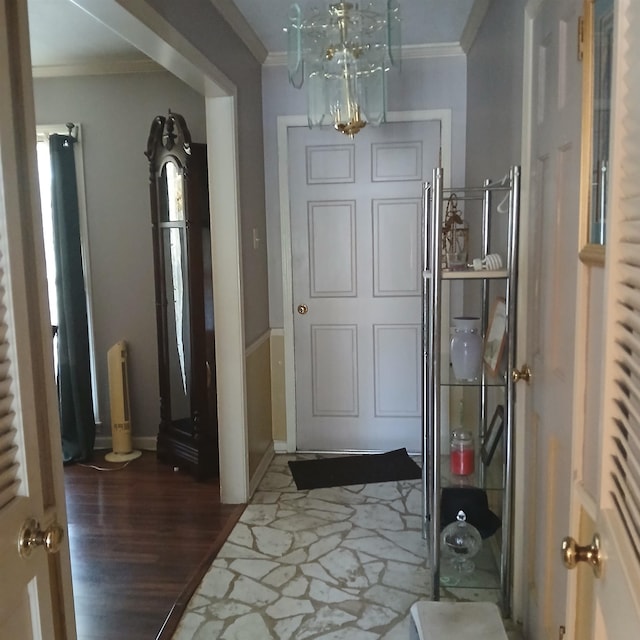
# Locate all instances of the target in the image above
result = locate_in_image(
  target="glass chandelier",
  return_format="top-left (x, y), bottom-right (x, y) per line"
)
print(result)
top-left (287, 1), bottom-right (401, 137)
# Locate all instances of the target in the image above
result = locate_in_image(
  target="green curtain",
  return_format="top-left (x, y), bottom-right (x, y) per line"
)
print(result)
top-left (50, 134), bottom-right (95, 463)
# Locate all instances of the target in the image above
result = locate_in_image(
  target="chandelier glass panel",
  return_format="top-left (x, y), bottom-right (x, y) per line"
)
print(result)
top-left (287, 1), bottom-right (401, 137)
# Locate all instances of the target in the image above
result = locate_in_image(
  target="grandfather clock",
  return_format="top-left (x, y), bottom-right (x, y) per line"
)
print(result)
top-left (145, 111), bottom-right (218, 480)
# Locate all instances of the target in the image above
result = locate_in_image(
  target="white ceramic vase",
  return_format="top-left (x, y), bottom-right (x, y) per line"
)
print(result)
top-left (450, 316), bottom-right (482, 381)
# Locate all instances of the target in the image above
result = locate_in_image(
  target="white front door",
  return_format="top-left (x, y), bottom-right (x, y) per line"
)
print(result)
top-left (289, 120), bottom-right (440, 451)
top-left (0, 2), bottom-right (75, 637)
top-left (520, 0), bottom-right (583, 634)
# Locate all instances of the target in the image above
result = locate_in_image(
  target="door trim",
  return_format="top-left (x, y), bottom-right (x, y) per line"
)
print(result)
top-left (513, 0), bottom-right (542, 621)
top-left (278, 110), bottom-right (453, 452)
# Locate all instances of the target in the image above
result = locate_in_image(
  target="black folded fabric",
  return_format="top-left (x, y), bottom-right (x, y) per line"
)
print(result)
top-left (440, 486), bottom-right (501, 539)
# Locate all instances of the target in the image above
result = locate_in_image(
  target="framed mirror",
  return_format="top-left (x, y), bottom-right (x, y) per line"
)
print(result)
top-left (579, 0), bottom-right (613, 265)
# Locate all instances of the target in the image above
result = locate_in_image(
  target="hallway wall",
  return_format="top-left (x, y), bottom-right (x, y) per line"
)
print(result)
top-left (144, 0), bottom-right (269, 347)
top-left (465, 0), bottom-right (525, 255)
top-left (262, 55), bottom-right (469, 329)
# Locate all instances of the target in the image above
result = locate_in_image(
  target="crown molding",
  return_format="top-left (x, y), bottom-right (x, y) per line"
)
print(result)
top-left (459, 0), bottom-right (491, 53)
top-left (263, 51), bottom-right (287, 68)
top-left (32, 58), bottom-right (163, 78)
top-left (209, 0), bottom-right (268, 64)
top-left (402, 42), bottom-right (465, 59)
top-left (264, 41), bottom-right (465, 67)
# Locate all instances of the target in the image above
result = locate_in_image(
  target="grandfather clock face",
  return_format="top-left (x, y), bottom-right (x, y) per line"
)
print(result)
top-left (163, 160), bottom-right (185, 222)
top-left (160, 159), bottom-right (192, 422)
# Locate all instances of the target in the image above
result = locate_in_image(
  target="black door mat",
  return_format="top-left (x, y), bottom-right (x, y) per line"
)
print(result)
top-left (288, 448), bottom-right (422, 490)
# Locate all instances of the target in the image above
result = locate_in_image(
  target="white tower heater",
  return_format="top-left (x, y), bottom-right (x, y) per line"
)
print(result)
top-left (105, 341), bottom-right (141, 463)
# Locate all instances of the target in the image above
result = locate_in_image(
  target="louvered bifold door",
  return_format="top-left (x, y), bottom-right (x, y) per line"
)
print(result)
top-left (0, 290), bottom-right (18, 510)
top-left (605, 0), bottom-right (640, 571)
top-left (598, 0), bottom-right (640, 630)
top-left (609, 257), bottom-right (640, 564)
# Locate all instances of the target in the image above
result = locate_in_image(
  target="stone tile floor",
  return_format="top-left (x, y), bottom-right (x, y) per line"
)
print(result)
top-left (171, 454), bottom-right (519, 639)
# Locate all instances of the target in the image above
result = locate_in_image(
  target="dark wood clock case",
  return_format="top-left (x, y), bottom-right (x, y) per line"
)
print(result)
top-left (145, 111), bottom-right (218, 480)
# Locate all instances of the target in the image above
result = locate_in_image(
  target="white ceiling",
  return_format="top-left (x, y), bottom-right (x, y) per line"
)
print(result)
top-left (28, 0), bottom-right (142, 68)
top-left (28, 0), bottom-right (481, 70)
top-left (231, 0), bottom-right (478, 52)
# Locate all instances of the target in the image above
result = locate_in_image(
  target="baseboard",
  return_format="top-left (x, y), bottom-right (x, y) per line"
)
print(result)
top-left (249, 444), bottom-right (275, 496)
top-left (273, 440), bottom-right (289, 453)
top-left (95, 436), bottom-right (157, 452)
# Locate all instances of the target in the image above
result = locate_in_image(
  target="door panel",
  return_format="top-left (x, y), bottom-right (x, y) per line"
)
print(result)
top-left (290, 121), bottom-right (440, 451)
top-left (311, 325), bottom-right (358, 416)
top-left (0, 2), bottom-right (75, 638)
top-left (593, 513), bottom-right (640, 639)
top-left (373, 199), bottom-right (422, 295)
top-left (522, 0), bottom-right (582, 635)
top-left (373, 324), bottom-right (421, 416)
top-left (308, 201), bottom-right (356, 296)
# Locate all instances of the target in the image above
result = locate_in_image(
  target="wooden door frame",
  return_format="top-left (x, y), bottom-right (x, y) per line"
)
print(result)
top-left (278, 110), bottom-right (453, 452)
top-left (514, 0), bottom-right (543, 624)
top-left (71, 0), bottom-right (250, 503)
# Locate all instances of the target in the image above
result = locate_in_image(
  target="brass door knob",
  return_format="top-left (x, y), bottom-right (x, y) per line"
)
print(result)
top-left (18, 518), bottom-right (64, 558)
top-left (561, 533), bottom-right (602, 578)
top-left (512, 364), bottom-right (532, 383)
top-left (297, 304), bottom-right (309, 315)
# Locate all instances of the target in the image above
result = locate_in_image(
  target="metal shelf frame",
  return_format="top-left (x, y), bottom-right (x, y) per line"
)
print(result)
top-left (421, 166), bottom-right (521, 615)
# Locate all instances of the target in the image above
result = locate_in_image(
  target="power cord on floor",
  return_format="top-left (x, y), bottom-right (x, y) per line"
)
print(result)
top-left (77, 460), bottom-right (134, 471)
top-left (74, 448), bottom-right (147, 472)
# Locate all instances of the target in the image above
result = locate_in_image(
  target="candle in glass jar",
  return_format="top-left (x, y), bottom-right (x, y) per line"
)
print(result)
top-left (450, 429), bottom-right (475, 476)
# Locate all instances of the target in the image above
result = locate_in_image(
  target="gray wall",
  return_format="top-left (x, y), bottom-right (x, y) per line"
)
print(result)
top-left (34, 71), bottom-right (206, 442)
top-left (143, 0), bottom-right (270, 346)
top-left (263, 55), bottom-right (469, 327)
top-left (465, 0), bottom-right (525, 193)
top-left (462, 0), bottom-right (525, 324)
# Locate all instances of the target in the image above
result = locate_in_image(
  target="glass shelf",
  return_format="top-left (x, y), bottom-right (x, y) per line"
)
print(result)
top-left (440, 457), bottom-right (505, 492)
top-left (424, 269), bottom-right (509, 280)
top-left (439, 363), bottom-right (508, 387)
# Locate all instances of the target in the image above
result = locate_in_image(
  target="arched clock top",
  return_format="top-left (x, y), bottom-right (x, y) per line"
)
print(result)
top-left (145, 110), bottom-right (193, 179)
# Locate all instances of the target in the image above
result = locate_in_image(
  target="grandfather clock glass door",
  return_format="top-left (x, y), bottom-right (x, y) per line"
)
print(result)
top-left (161, 161), bottom-right (191, 431)
top-left (146, 112), bottom-right (218, 480)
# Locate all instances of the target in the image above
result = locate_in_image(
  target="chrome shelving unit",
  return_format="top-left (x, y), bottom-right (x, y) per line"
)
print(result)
top-left (422, 166), bottom-right (521, 615)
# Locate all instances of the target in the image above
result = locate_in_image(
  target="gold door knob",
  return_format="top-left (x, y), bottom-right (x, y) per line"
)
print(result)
top-left (561, 533), bottom-right (602, 578)
top-left (297, 304), bottom-right (308, 315)
top-left (512, 364), bottom-right (532, 383)
top-left (18, 518), bottom-right (64, 558)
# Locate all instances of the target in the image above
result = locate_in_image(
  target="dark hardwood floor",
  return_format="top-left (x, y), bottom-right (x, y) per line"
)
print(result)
top-left (63, 451), bottom-right (245, 640)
